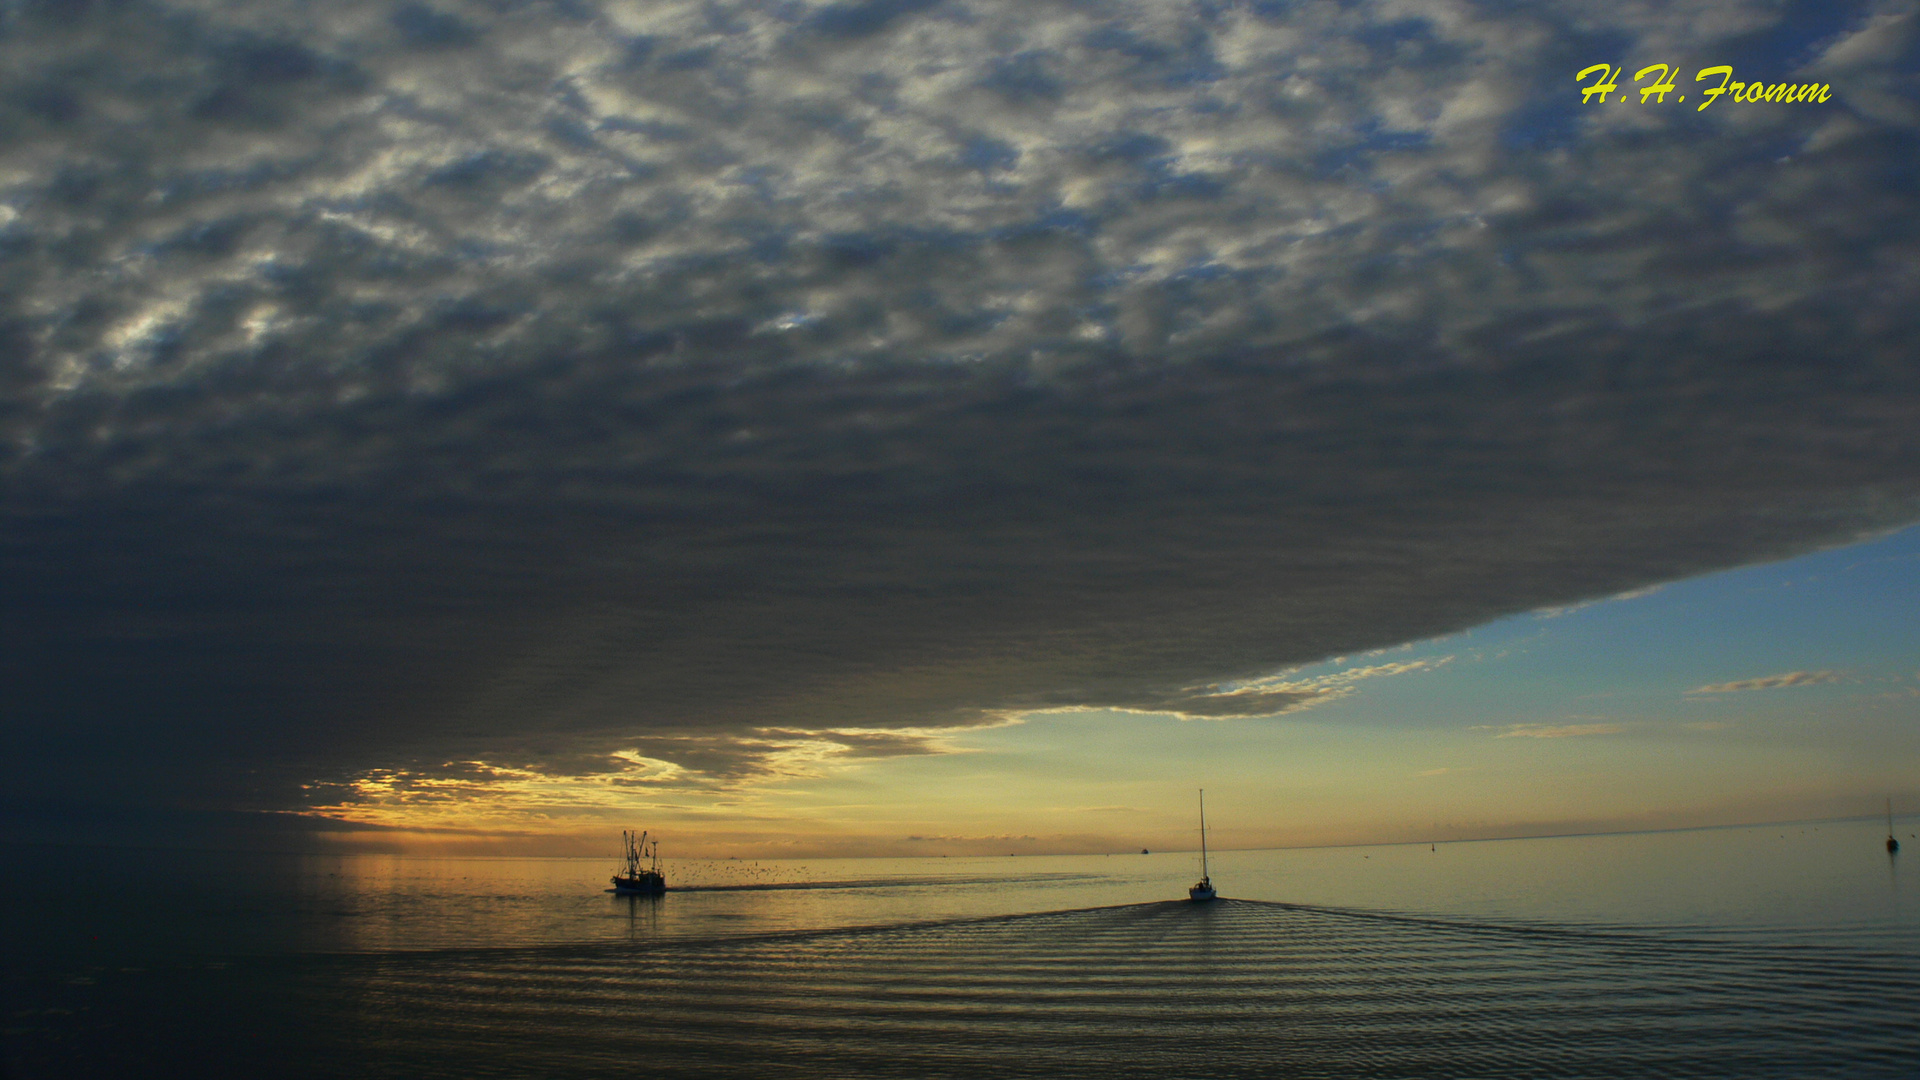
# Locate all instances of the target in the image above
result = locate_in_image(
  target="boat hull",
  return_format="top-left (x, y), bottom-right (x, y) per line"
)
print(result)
top-left (611, 873), bottom-right (666, 895)
top-left (1188, 882), bottom-right (1216, 902)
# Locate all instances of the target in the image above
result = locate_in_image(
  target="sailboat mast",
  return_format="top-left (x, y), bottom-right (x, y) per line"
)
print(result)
top-left (1199, 788), bottom-right (1208, 879)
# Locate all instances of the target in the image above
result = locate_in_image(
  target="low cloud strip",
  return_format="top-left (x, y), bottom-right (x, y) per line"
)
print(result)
top-left (1689, 670), bottom-right (1844, 694)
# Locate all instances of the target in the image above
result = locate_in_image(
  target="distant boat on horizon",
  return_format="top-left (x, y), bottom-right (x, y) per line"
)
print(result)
top-left (1889, 798), bottom-right (1901, 855)
top-left (1189, 789), bottom-right (1217, 902)
top-left (611, 829), bottom-right (667, 895)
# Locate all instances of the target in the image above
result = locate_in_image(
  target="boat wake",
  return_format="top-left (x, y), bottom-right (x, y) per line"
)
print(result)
top-left (670, 872), bottom-right (1102, 893)
top-left (15, 899), bottom-right (1917, 1079)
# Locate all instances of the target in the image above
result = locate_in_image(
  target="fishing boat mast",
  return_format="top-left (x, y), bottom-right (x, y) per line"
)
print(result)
top-left (625, 829), bottom-right (647, 877)
top-left (612, 829), bottom-right (667, 895)
top-left (1199, 789), bottom-right (1209, 882)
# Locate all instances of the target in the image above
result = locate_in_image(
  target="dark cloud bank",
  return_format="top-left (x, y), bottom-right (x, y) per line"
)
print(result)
top-left (2, 0), bottom-right (1917, 833)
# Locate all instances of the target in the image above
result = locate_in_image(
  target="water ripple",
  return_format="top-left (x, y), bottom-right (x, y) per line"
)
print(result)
top-left (13, 899), bottom-right (1915, 1078)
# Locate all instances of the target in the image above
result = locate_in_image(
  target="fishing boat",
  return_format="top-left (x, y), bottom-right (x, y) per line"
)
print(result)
top-left (1889, 798), bottom-right (1901, 855)
top-left (1189, 789), bottom-right (1217, 902)
top-left (611, 829), bottom-right (667, 895)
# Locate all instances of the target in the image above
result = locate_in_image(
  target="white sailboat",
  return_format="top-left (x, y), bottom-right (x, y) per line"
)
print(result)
top-left (1189, 789), bottom-right (1217, 902)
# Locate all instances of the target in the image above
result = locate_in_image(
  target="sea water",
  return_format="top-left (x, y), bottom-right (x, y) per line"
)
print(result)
top-left (5, 817), bottom-right (1916, 1077)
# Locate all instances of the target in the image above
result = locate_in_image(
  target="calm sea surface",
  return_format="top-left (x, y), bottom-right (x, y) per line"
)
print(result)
top-left (5, 817), bottom-right (1917, 1077)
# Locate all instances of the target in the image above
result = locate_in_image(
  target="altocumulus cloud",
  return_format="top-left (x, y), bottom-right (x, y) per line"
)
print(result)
top-left (2, 0), bottom-right (1918, 826)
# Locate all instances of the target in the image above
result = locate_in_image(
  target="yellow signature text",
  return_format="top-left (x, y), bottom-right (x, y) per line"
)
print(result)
top-left (1576, 64), bottom-right (1831, 111)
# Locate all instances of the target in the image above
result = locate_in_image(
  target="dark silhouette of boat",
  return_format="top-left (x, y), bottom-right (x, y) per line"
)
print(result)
top-left (611, 829), bottom-right (667, 895)
top-left (1189, 789), bottom-right (1217, 902)
top-left (1889, 798), bottom-right (1901, 855)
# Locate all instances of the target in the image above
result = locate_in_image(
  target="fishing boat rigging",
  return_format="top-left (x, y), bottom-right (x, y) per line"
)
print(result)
top-left (611, 829), bottom-right (667, 895)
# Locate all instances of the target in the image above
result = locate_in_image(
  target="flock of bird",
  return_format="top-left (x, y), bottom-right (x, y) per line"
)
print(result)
top-left (664, 859), bottom-right (811, 891)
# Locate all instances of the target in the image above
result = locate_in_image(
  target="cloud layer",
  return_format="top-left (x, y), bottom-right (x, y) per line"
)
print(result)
top-left (2, 0), bottom-right (1918, 821)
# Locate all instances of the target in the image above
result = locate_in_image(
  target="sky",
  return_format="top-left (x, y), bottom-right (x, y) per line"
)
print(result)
top-left (2, 0), bottom-right (1917, 857)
